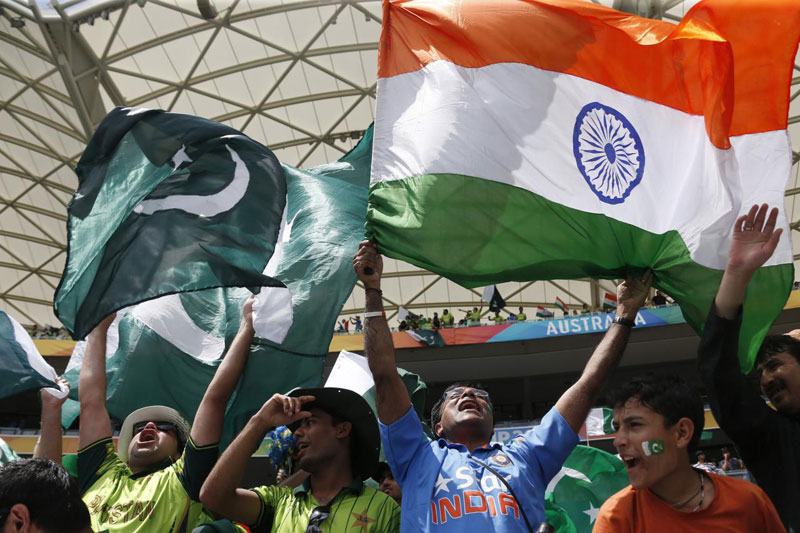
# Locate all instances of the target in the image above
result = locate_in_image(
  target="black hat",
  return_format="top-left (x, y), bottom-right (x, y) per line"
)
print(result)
top-left (288, 387), bottom-right (380, 480)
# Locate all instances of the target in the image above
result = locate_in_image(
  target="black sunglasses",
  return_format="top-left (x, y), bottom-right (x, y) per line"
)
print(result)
top-left (132, 421), bottom-right (178, 435)
top-left (305, 505), bottom-right (331, 533)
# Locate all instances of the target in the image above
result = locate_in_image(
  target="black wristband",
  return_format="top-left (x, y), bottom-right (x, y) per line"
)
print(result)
top-left (613, 316), bottom-right (636, 328)
top-left (364, 287), bottom-right (383, 296)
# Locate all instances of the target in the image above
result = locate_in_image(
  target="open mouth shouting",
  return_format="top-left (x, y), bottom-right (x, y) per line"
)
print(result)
top-left (458, 398), bottom-right (481, 413)
top-left (137, 427), bottom-right (158, 446)
top-left (621, 455), bottom-right (641, 471)
top-left (296, 441), bottom-right (310, 457)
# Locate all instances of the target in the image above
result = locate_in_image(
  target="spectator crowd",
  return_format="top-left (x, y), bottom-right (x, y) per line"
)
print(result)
top-left (0, 205), bottom-right (797, 533)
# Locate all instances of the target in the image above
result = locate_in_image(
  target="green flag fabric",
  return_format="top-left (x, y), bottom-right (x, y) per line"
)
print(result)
top-left (61, 127), bottom-right (373, 446)
top-left (406, 329), bottom-right (446, 347)
top-left (0, 310), bottom-right (63, 399)
top-left (55, 107), bottom-right (286, 340)
top-left (545, 445), bottom-right (630, 533)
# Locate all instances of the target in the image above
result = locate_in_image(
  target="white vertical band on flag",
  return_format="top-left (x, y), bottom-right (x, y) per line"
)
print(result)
top-left (324, 350), bottom-right (375, 396)
top-left (8, 314), bottom-right (62, 396)
top-left (372, 61), bottom-right (792, 269)
top-left (133, 294), bottom-right (225, 363)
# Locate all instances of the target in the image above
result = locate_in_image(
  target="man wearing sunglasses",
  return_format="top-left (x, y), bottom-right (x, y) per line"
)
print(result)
top-left (353, 241), bottom-right (651, 532)
top-left (200, 387), bottom-right (400, 532)
top-left (77, 296), bottom-right (260, 533)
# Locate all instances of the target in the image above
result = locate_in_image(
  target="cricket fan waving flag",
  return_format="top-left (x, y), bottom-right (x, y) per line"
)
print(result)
top-left (55, 107), bottom-right (286, 340)
top-left (367, 0), bottom-right (800, 371)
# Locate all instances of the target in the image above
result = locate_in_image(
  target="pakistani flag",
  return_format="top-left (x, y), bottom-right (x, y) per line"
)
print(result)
top-left (406, 329), bottom-right (446, 348)
top-left (481, 285), bottom-right (506, 313)
top-left (325, 350), bottom-right (428, 431)
top-left (62, 127), bottom-right (373, 445)
top-left (545, 445), bottom-right (630, 533)
top-left (585, 408), bottom-right (615, 438)
top-left (55, 107), bottom-right (286, 340)
top-left (0, 310), bottom-right (65, 399)
top-left (367, 0), bottom-right (799, 371)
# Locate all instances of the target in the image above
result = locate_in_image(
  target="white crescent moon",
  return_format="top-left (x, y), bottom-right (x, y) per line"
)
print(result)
top-left (134, 144), bottom-right (250, 218)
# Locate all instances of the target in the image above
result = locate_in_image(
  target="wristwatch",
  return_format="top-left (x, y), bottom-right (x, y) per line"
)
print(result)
top-left (613, 316), bottom-right (636, 328)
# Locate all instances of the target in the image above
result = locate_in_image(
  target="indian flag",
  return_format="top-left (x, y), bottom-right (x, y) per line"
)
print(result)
top-left (602, 292), bottom-right (617, 311)
top-left (537, 305), bottom-right (554, 318)
top-left (555, 297), bottom-right (568, 314)
top-left (367, 0), bottom-right (800, 371)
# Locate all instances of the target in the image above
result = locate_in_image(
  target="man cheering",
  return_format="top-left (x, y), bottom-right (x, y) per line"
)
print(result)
top-left (354, 241), bottom-right (651, 532)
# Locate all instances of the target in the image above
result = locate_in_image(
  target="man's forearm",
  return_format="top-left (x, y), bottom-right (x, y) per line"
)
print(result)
top-left (34, 401), bottom-right (62, 463)
top-left (192, 323), bottom-right (254, 445)
top-left (556, 323), bottom-right (631, 432)
top-left (200, 415), bottom-right (269, 522)
top-left (79, 328), bottom-right (107, 407)
top-left (363, 289), bottom-right (410, 424)
top-left (715, 268), bottom-right (753, 320)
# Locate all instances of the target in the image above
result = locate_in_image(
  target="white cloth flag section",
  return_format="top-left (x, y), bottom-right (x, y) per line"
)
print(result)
top-left (0, 311), bottom-right (67, 399)
top-left (324, 350), bottom-right (375, 396)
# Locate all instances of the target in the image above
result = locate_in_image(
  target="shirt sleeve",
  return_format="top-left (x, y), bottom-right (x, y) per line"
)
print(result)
top-left (696, 304), bottom-right (774, 453)
top-left (249, 485), bottom-right (286, 530)
top-left (77, 437), bottom-right (122, 495)
top-left (508, 406), bottom-right (579, 484)
top-left (379, 406), bottom-right (432, 487)
top-left (175, 437), bottom-right (219, 501)
top-left (754, 485), bottom-right (788, 533)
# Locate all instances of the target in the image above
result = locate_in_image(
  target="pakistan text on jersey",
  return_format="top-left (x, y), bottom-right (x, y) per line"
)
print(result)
top-left (88, 496), bottom-right (156, 524)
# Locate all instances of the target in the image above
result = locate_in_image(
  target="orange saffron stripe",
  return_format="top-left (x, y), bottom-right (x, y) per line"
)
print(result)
top-left (378, 0), bottom-right (800, 146)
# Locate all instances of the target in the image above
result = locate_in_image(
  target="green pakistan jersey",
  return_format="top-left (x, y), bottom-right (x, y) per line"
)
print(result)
top-left (78, 436), bottom-right (217, 533)
top-left (251, 478), bottom-right (400, 533)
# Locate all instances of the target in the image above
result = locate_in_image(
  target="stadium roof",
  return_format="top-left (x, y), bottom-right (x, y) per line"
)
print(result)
top-left (0, 0), bottom-right (798, 330)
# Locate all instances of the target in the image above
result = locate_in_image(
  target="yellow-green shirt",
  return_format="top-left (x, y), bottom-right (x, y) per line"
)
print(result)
top-left (251, 478), bottom-right (400, 533)
top-left (79, 437), bottom-right (217, 533)
top-left (516, 312), bottom-right (527, 321)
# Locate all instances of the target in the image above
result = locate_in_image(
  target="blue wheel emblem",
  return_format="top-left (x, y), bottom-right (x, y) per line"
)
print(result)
top-left (573, 102), bottom-right (645, 204)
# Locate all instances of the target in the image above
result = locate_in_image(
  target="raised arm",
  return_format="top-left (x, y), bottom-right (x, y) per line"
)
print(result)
top-left (191, 296), bottom-right (255, 446)
top-left (78, 316), bottom-right (114, 449)
top-left (715, 204), bottom-right (782, 319)
top-left (200, 394), bottom-right (313, 525)
top-left (353, 241), bottom-right (411, 424)
top-left (555, 271), bottom-right (651, 433)
top-left (698, 204), bottom-right (782, 436)
top-left (34, 379), bottom-right (69, 463)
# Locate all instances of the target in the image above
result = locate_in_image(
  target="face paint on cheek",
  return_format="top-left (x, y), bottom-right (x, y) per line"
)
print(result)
top-left (642, 440), bottom-right (665, 456)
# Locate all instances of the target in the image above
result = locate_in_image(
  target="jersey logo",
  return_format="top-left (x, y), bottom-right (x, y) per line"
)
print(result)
top-left (489, 453), bottom-right (512, 467)
top-left (350, 508), bottom-right (375, 531)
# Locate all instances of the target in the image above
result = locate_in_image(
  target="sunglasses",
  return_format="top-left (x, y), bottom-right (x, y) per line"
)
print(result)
top-left (442, 387), bottom-right (490, 403)
top-left (305, 505), bottom-right (331, 533)
top-left (132, 421), bottom-right (178, 435)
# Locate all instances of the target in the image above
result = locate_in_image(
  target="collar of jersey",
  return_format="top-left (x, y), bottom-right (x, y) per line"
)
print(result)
top-left (437, 439), bottom-right (503, 452)
top-left (128, 457), bottom-right (174, 479)
top-left (294, 476), bottom-right (365, 498)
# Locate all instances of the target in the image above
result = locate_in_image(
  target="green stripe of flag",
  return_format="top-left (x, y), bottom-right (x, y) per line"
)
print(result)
top-left (367, 173), bottom-right (792, 371)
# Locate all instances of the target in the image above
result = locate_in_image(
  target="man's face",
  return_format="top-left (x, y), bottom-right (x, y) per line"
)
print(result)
top-left (696, 452), bottom-right (706, 463)
top-left (612, 398), bottom-right (685, 490)
top-left (127, 421), bottom-right (180, 469)
top-left (758, 352), bottom-right (800, 416)
top-left (378, 470), bottom-right (402, 504)
top-left (293, 408), bottom-right (351, 473)
top-left (435, 386), bottom-right (493, 441)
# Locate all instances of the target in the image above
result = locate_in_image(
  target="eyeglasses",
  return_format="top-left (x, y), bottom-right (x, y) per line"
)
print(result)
top-left (305, 505), bottom-right (331, 533)
top-left (442, 387), bottom-right (490, 402)
top-left (132, 421), bottom-right (178, 435)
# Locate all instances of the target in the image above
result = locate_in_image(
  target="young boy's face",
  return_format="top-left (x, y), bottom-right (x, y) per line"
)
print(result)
top-left (612, 398), bottom-right (686, 490)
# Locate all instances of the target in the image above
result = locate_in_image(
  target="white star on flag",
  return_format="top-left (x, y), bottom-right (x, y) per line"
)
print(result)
top-left (584, 502), bottom-right (600, 524)
top-left (434, 473), bottom-right (452, 496)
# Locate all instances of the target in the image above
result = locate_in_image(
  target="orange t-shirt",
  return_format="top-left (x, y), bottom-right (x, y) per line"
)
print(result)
top-left (593, 473), bottom-right (785, 533)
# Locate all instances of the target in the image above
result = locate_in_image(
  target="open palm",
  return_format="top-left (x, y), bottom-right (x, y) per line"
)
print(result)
top-left (728, 204), bottom-right (783, 275)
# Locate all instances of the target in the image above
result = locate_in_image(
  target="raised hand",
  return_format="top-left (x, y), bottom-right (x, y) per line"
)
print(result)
top-left (727, 204), bottom-right (782, 276)
top-left (353, 240), bottom-right (383, 289)
top-left (617, 270), bottom-right (654, 320)
top-left (255, 394), bottom-right (314, 429)
top-left (241, 294), bottom-right (254, 332)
